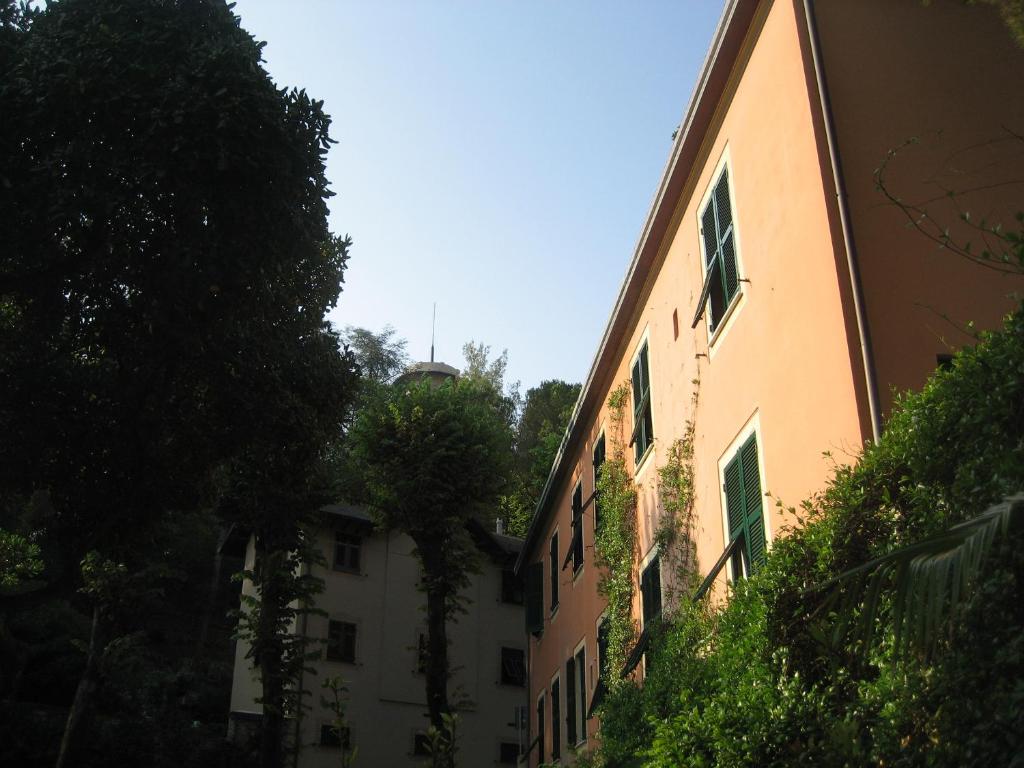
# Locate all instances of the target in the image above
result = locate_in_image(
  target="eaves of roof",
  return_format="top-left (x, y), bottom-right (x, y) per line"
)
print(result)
top-left (515, 0), bottom-right (759, 574)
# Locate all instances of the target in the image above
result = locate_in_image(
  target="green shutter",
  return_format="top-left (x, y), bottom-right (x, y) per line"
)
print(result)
top-left (723, 434), bottom-right (767, 577)
top-left (565, 657), bottom-right (576, 745)
top-left (525, 561), bottom-right (543, 634)
top-left (724, 455), bottom-right (744, 539)
top-left (739, 434), bottom-right (766, 572)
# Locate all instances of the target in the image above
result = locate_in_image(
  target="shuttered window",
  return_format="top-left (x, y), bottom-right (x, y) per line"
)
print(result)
top-left (565, 657), bottom-right (576, 746)
top-left (640, 555), bottom-right (662, 625)
top-left (630, 341), bottom-right (654, 464)
top-left (549, 533), bottom-right (559, 612)
top-left (536, 694), bottom-right (545, 765)
top-left (551, 678), bottom-right (561, 760)
top-left (525, 561), bottom-right (544, 635)
top-left (723, 433), bottom-right (767, 577)
top-left (571, 482), bottom-right (584, 573)
top-left (692, 167), bottom-right (741, 334)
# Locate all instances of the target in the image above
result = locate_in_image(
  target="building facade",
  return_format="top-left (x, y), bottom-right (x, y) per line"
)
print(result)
top-left (514, 0), bottom-right (1024, 764)
top-left (229, 505), bottom-right (527, 767)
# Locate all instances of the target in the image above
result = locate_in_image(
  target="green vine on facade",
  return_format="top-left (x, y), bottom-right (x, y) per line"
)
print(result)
top-left (655, 382), bottom-right (699, 611)
top-left (594, 381), bottom-right (639, 690)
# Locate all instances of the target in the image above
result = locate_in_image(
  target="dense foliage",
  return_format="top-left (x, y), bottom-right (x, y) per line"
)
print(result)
top-left (594, 303), bottom-right (1024, 767)
top-left (0, 0), bottom-right (357, 765)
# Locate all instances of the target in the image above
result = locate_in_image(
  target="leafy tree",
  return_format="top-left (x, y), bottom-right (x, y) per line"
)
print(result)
top-left (0, 0), bottom-right (357, 765)
top-left (341, 325), bottom-right (410, 385)
top-left (349, 378), bottom-right (512, 768)
top-left (462, 340), bottom-right (522, 426)
top-left (502, 380), bottom-right (580, 537)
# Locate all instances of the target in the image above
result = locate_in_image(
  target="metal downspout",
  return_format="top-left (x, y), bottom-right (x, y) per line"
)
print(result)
top-left (803, 0), bottom-right (883, 443)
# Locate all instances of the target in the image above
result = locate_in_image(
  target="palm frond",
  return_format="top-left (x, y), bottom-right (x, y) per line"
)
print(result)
top-left (807, 494), bottom-right (1023, 661)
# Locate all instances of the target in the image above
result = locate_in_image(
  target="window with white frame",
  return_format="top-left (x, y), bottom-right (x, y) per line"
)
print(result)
top-left (630, 340), bottom-right (654, 464)
top-left (723, 432), bottom-right (767, 577)
top-left (693, 164), bottom-right (741, 334)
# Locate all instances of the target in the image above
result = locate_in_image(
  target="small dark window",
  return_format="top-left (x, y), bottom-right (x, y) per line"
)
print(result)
top-left (571, 482), bottom-right (584, 573)
top-left (320, 724), bottom-right (351, 749)
top-left (333, 532), bottom-right (361, 573)
top-left (937, 353), bottom-right (954, 371)
top-left (326, 620), bottom-right (357, 663)
top-left (499, 741), bottom-right (519, 764)
top-left (501, 647), bottom-right (526, 687)
top-left (551, 678), bottom-right (561, 760)
top-left (536, 694), bottom-right (546, 764)
top-left (640, 556), bottom-right (662, 625)
top-left (549, 533), bottom-right (559, 612)
top-left (501, 567), bottom-right (523, 604)
top-left (413, 732), bottom-right (431, 756)
top-left (416, 632), bottom-right (427, 674)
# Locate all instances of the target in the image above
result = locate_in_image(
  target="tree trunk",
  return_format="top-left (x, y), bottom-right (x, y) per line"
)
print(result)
top-left (259, 569), bottom-right (286, 768)
top-left (424, 573), bottom-right (453, 768)
top-left (55, 604), bottom-right (105, 768)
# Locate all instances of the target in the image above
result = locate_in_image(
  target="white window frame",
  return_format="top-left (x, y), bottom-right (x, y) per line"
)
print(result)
top-left (696, 146), bottom-right (746, 354)
top-left (629, 327), bottom-right (655, 473)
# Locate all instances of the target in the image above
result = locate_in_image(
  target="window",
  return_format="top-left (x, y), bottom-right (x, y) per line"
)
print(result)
top-left (571, 481), bottom-right (584, 573)
top-left (326, 620), bottom-right (357, 663)
top-left (501, 566), bottom-right (523, 604)
top-left (693, 165), bottom-right (741, 334)
top-left (549, 533), bottom-right (559, 613)
top-left (723, 432), bottom-right (767, 577)
top-left (640, 555), bottom-right (662, 626)
top-left (416, 632), bottom-right (427, 674)
top-left (333, 532), bottom-right (361, 573)
top-left (937, 353), bottom-right (954, 371)
top-left (536, 693), bottom-right (546, 764)
top-left (525, 561), bottom-right (544, 635)
top-left (413, 732), bottom-right (431, 756)
top-left (499, 742), bottom-right (519, 764)
top-left (550, 677), bottom-right (561, 760)
top-left (592, 433), bottom-right (606, 530)
top-left (320, 723), bottom-right (351, 749)
top-left (501, 647), bottom-right (526, 687)
top-left (566, 646), bottom-right (587, 746)
top-left (631, 341), bottom-right (654, 464)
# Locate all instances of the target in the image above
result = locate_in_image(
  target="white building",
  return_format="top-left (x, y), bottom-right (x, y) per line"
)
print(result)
top-left (228, 503), bottom-right (527, 767)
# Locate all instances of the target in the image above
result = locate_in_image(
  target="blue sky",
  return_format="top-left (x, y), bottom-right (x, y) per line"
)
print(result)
top-left (230, 0), bottom-right (723, 391)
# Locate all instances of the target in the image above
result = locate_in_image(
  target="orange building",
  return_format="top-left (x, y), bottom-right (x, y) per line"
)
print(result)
top-left (513, 0), bottom-right (1024, 764)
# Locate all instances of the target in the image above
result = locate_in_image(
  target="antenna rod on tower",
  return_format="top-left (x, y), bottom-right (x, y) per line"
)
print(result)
top-left (430, 303), bottom-right (436, 363)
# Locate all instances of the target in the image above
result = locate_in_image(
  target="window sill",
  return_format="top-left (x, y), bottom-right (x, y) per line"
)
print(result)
top-left (330, 567), bottom-right (363, 576)
top-left (634, 442), bottom-right (655, 474)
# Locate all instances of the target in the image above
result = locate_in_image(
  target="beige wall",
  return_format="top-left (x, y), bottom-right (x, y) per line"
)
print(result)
top-left (816, 0), bottom-right (1024, 415)
top-left (230, 520), bottom-right (526, 766)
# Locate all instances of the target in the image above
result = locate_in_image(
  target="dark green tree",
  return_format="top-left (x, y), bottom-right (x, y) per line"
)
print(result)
top-left (349, 378), bottom-right (512, 768)
top-left (0, 1), bottom-right (357, 766)
top-left (502, 380), bottom-right (581, 536)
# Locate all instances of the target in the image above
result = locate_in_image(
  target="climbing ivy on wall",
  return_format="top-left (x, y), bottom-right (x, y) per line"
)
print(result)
top-left (655, 383), bottom-right (699, 611)
top-left (593, 382), bottom-right (639, 690)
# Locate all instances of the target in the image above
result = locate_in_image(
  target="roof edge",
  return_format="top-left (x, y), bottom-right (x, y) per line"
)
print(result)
top-left (516, 0), bottom-right (758, 574)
